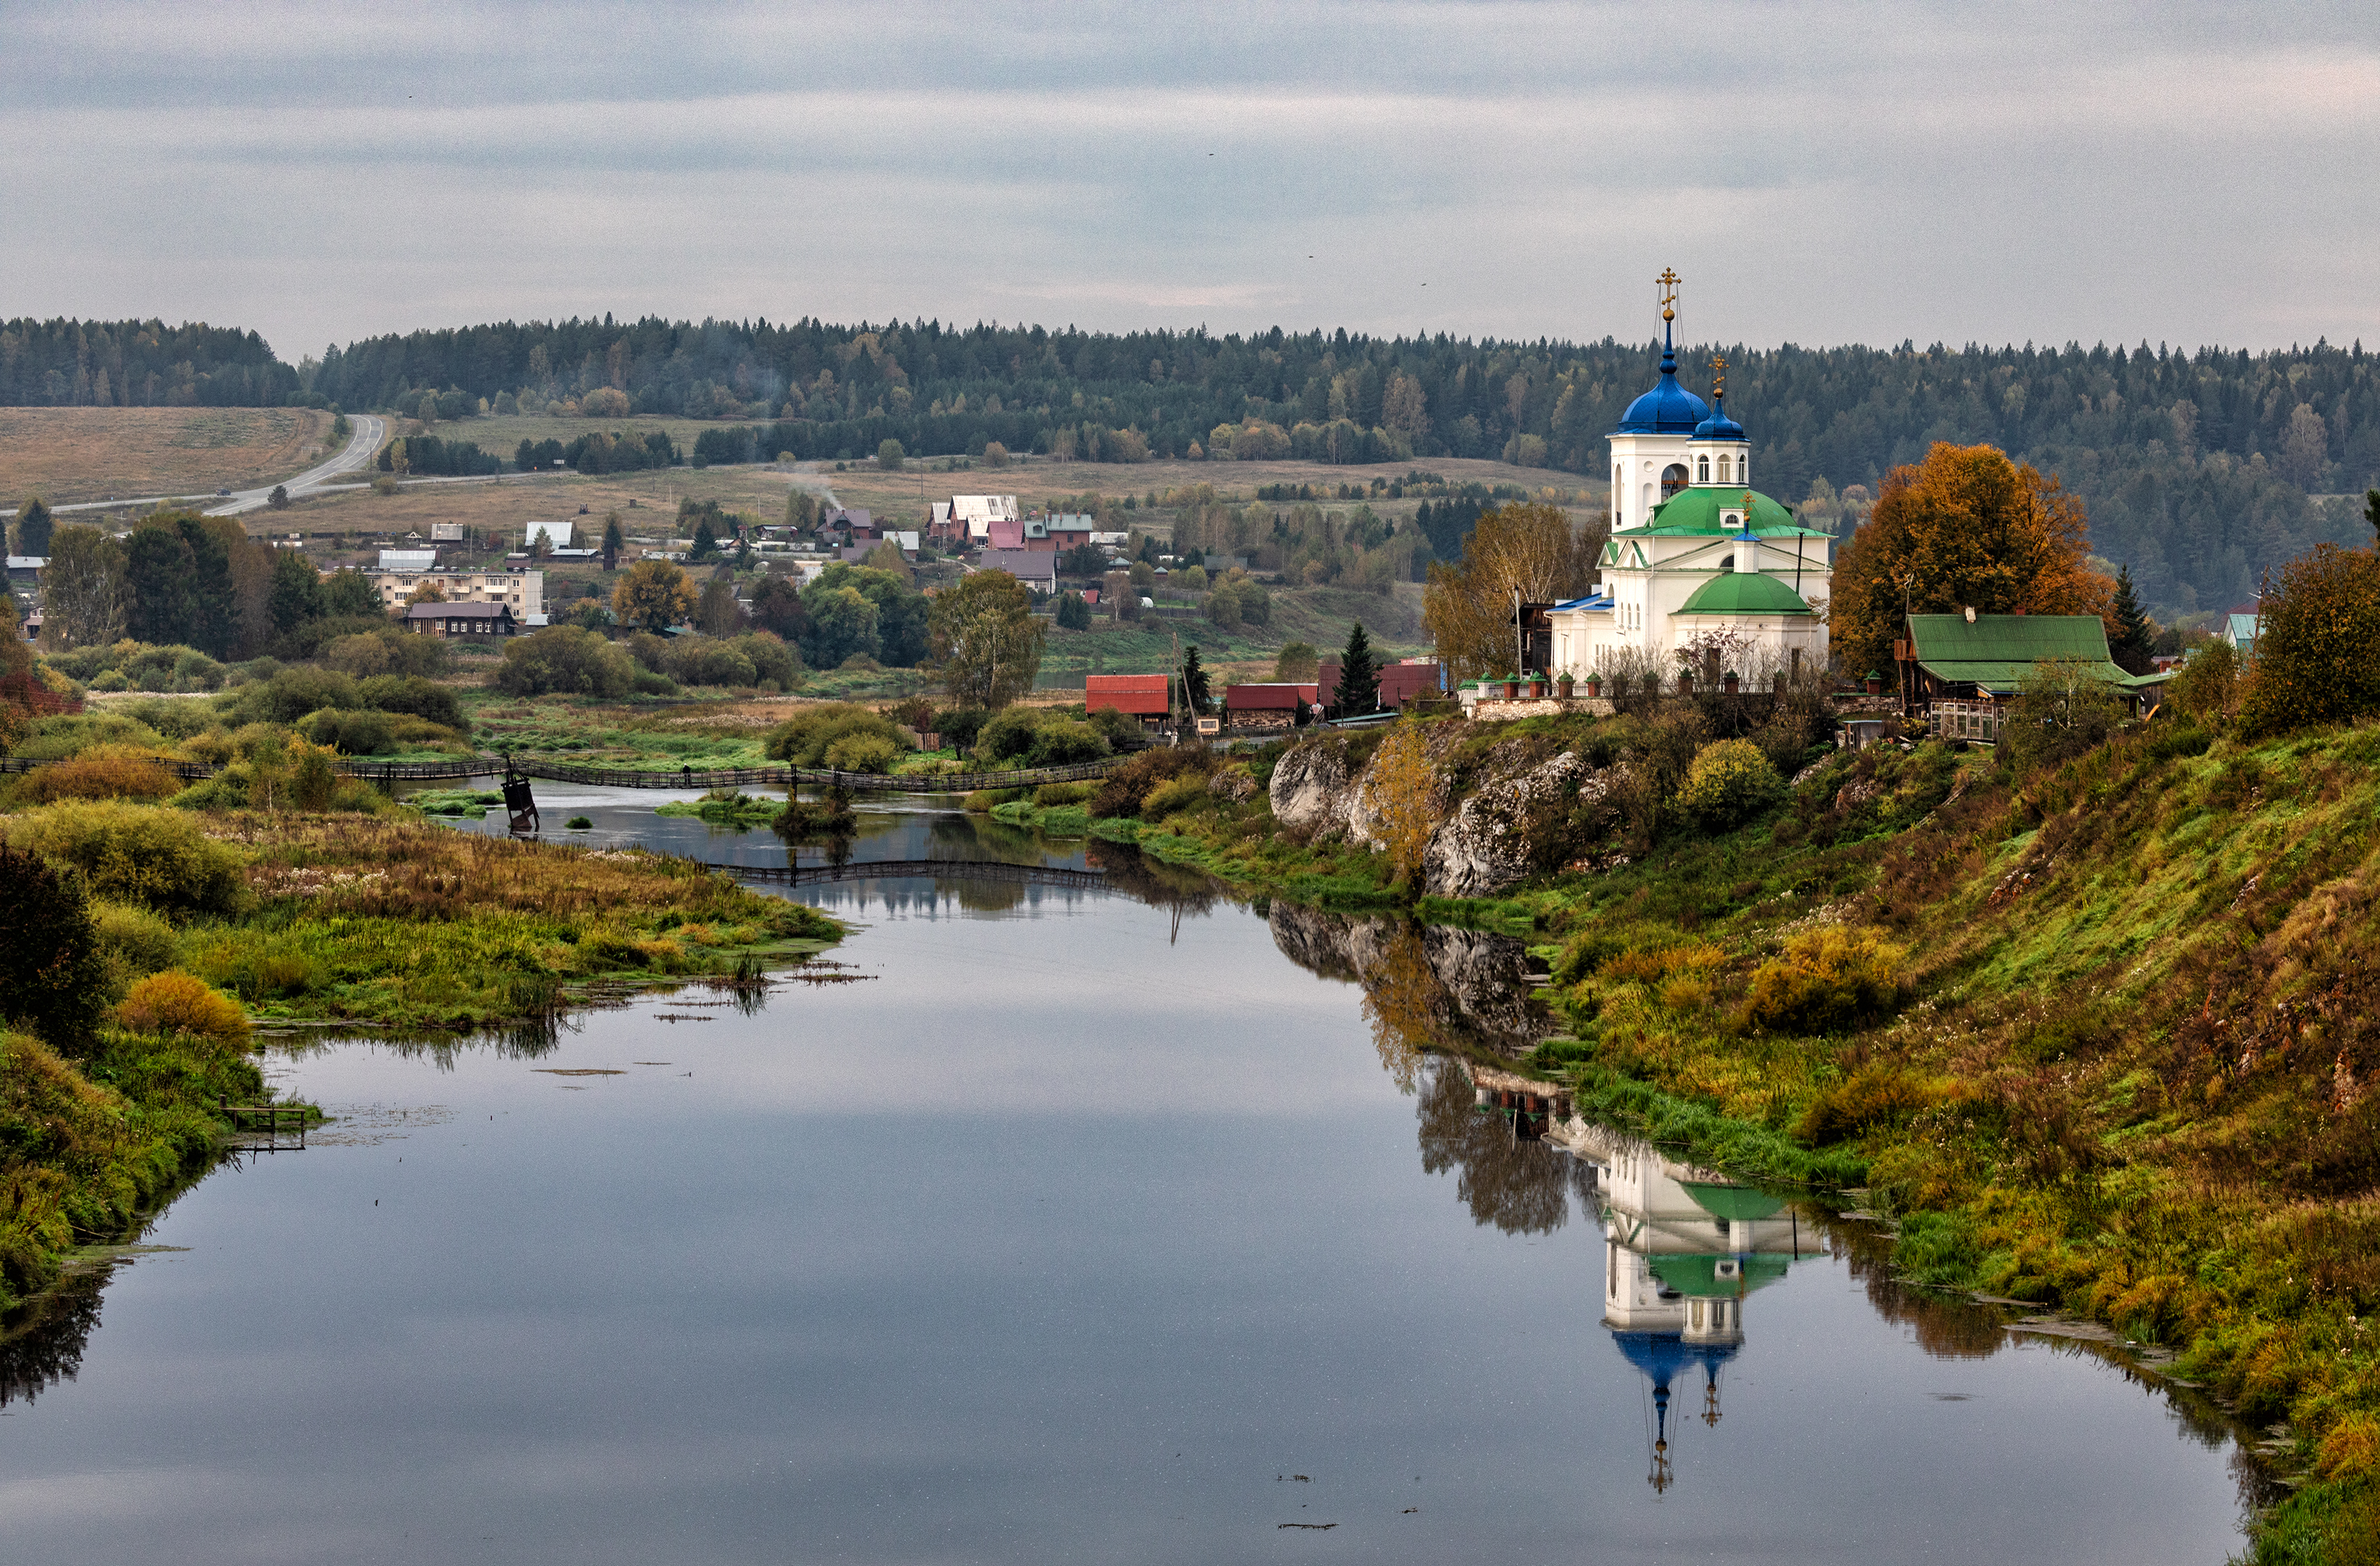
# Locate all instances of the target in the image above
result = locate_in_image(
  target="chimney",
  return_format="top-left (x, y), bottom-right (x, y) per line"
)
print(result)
top-left (1964, 605), bottom-right (1976, 623)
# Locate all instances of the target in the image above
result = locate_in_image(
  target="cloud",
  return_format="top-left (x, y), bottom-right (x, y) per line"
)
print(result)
top-left (5, 1), bottom-right (2377, 354)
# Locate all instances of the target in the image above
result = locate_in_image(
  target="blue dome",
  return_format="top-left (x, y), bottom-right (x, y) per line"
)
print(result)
top-left (1692, 405), bottom-right (1745, 442)
top-left (1616, 367), bottom-right (1710, 434)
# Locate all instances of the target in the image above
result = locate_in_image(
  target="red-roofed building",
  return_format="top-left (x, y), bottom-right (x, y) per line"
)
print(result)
top-left (1223, 682), bottom-right (1319, 730)
top-left (1086, 674), bottom-right (1170, 726)
top-left (986, 515), bottom-right (1027, 551)
top-left (1378, 659), bottom-right (1447, 708)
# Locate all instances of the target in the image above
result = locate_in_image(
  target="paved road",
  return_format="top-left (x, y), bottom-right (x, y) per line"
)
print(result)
top-left (9, 413), bottom-right (388, 519)
top-left (205, 413), bottom-right (387, 515)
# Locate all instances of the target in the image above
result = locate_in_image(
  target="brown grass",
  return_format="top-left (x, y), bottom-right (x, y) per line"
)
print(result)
top-left (0, 407), bottom-right (330, 505)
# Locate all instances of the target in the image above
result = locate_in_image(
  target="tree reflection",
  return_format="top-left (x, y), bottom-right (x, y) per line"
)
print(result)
top-left (0, 1263), bottom-right (109, 1408)
top-left (1415, 1056), bottom-right (1574, 1235)
top-left (1824, 1213), bottom-right (2007, 1359)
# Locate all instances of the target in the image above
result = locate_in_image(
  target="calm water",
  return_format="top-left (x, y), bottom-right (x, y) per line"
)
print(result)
top-left (0, 795), bottom-right (2260, 1562)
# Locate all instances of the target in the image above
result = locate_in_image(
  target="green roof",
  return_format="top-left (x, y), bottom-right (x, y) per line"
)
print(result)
top-left (1648, 1252), bottom-right (1793, 1299)
top-left (1618, 486), bottom-right (1832, 539)
top-left (1680, 1181), bottom-right (1786, 1224)
top-left (1677, 572), bottom-right (1815, 617)
top-left (1906, 613), bottom-right (2168, 695)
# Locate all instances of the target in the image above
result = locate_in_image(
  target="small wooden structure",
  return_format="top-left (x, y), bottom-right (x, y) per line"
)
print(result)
top-left (502, 759), bottom-right (539, 833)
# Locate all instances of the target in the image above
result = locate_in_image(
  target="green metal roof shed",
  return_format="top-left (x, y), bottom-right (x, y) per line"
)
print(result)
top-left (1904, 613), bottom-right (2168, 697)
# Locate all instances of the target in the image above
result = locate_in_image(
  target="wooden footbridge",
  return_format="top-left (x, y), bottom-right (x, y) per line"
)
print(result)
top-left (0, 754), bottom-right (1128, 795)
top-left (724, 858), bottom-right (1112, 892)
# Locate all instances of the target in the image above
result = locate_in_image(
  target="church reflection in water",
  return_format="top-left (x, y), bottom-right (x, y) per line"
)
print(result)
top-left (1453, 1062), bottom-right (1819, 1494)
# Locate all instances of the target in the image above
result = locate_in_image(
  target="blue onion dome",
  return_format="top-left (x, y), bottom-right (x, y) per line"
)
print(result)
top-left (1692, 402), bottom-right (1745, 442)
top-left (1617, 360), bottom-right (1711, 434)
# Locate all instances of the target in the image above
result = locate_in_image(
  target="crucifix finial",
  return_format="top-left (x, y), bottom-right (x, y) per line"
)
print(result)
top-left (1656, 268), bottom-right (1681, 323)
top-left (1711, 353), bottom-right (1727, 401)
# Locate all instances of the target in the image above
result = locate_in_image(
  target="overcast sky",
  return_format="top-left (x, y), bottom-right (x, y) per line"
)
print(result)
top-left (8, 1), bottom-right (2377, 360)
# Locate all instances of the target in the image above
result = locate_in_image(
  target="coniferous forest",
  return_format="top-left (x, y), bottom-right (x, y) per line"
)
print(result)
top-left (9, 312), bottom-right (2380, 613)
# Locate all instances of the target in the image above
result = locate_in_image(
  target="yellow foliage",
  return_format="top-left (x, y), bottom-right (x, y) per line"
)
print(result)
top-left (115, 970), bottom-right (250, 1047)
top-left (1745, 926), bottom-right (1905, 1034)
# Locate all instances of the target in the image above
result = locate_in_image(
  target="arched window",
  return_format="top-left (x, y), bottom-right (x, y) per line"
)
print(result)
top-left (1738, 457), bottom-right (1749, 485)
top-left (1696, 455), bottom-right (1710, 483)
top-left (1660, 463), bottom-right (1687, 499)
top-left (1716, 454), bottom-right (1731, 483)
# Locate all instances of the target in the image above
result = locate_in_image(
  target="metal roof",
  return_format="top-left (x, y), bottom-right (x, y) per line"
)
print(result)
top-left (1677, 572), bottom-right (1816, 616)
top-left (1906, 613), bottom-right (2166, 694)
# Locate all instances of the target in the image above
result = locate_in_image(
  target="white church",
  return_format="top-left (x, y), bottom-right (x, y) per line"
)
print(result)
top-left (1548, 271), bottom-right (1833, 683)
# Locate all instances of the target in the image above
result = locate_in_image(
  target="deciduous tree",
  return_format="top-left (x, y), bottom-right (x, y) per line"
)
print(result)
top-left (2240, 543), bottom-right (2380, 736)
top-left (612, 558), bottom-right (696, 633)
top-left (38, 525), bottom-right (126, 649)
top-left (930, 569), bottom-right (1044, 710)
top-left (1423, 502), bottom-right (1599, 678)
top-left (1830, 442), bottom-right (2114, 682)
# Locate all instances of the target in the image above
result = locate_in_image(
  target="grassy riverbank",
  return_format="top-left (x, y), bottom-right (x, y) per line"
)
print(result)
top-left (0, 792), bottom-right (843, 1337)
top-left (1081, 717), bottom-right (2380, 1562)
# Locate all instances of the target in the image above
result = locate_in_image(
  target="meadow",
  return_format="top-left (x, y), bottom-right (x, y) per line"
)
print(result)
top-left (1, 407), bottom-right (333, 505)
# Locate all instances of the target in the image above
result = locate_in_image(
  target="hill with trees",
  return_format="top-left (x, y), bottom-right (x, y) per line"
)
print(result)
top-left (12, 311), bottom-right (2378, 614)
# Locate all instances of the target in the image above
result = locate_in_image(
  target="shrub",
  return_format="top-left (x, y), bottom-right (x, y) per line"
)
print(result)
top-left (624, 631), bottom-right (670, 673)
top-left (630, 669), bottom-right (677, 697)
top-left (115, 970), bottom-right (250, 1048)
top-left (973, 706), bottom-right (1044, 765)
top-left (734, 632), bottom-right (799, 690)
top-left (4, 800), bottom-right (249, 913)
top-left (933, 707), bottom-right (991, 752)
top-left (299, 708), bottom-right (395, 755)
top-left (91, 900), bottom-right (179, 981)
top-left (495, 626), bottom-right (638, 697)
top-left (1088, 746), bottom-right (1209, 818)
top-left (2168, 640), bottom-right (2239, 724)
top-left (766, 703), bottom-right (909, 767)
top-left (1139, 774), bottom-right (1213, 820)
top-left (821, 733), bottom-right (899, 773)
top-left (218, 665), bottom-right (360, 725)
top-left (1034, 781), bottom-right (1096, 807)
top-left (13, 750), bottom-right (181, 803)
top-left (661, 634), bottom-right (759, 689)
top-left (0, 843), bottom-right (109, 1053)
top-left (355, 674), bottom-right (463, 729)
top-left (1744, 927), bottom-right (1906, 1034)
top-left (1027, 717), bottom-right (1108, 766)
top-left (1794, 1064), bottom-right (1938, 1145)
top-left (2241, 543), bottom-right (2380, 735)
top-left (1677, 738), bottom-right (1785, 829)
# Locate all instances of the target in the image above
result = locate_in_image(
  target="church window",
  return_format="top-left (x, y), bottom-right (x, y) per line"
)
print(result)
top-left (1691, 1300), bottom-right (1705, 1329)
top-left (1716, 454), bottom-right (1731, 482)
top-left (1696, 455), bottom-right (1709, 483)
top-left (1661, 463), bottom-right (1687, 499)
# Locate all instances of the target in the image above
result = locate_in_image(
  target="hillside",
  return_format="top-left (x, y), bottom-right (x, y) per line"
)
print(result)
top-left (0, 407), bottom-right (334, 508)
top-left (1073, 708), bottom-right (2380, 1562)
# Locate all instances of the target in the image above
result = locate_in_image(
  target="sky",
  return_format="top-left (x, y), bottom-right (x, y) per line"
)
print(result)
top-left (8, 0), bottom-right (2379, 361)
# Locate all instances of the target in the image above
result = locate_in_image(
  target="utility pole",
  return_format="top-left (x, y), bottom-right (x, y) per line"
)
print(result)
top-left (1170, 626), bottom-right (1180, 743)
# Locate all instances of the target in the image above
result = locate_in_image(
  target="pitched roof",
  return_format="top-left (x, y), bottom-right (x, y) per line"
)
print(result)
top-left (405, 600), bottom-right (513, 620)
top-left (1224, 682), bottom-right (1318, 710)
top-left (1086, 674), bottom-right (1170, 716)
top-left (976, 550), bottom-right (1054, 580)
top-left (1677, 572), bottom-right (1816, 616)
top-left (1906, 613), bottom-right (2163, 693)
top-left (1616, 487), bottom-right (1830, 539)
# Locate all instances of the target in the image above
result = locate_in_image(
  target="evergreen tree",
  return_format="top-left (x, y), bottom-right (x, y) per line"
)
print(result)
top-left (689, 516), bottom-right (719, 560)
top-left (16, 496), bottom-right (54, 557)
top-left (2110, 564), bottom-right (2157, 674)
top-left (2365, 488), bottom-right (2379, 545)
top-left (268, 548), bottom-right (327, 634)
top-left (1179, 644), bottom-right (1212, 716)
top-left (602, 513), bottom-right (624, 571)
top-left (1334, 621), bottom-right (1379, 716)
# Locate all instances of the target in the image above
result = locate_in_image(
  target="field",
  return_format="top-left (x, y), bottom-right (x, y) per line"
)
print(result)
top-left (0, 407), bottom-right (333, 507)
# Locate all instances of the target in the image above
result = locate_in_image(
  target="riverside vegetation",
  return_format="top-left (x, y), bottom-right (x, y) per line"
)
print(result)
top-left (0, 619), bottom-right (844, 1335)
top-left (1042, 563), bottom-right (2380, 1564)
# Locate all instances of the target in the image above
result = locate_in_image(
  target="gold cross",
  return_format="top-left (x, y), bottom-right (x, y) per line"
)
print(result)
top-left (1656, 268), bottom-right (1680, 321)
top-left (1711, 354), bottom-right (1726, 399)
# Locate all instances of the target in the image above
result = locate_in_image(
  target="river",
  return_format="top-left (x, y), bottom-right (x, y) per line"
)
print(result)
top-left (0, 790), bottom-right (2265, 1562)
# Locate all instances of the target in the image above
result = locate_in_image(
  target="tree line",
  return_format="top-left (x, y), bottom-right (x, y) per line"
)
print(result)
top-left (0, 318), bottom-right (296, 407)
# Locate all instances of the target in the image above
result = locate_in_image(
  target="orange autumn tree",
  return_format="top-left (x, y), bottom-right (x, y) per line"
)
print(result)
top-left (1830, 442), bottom-right (2114, 680)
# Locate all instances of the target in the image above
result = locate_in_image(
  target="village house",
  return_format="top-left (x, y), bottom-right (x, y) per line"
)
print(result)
top-left (404, 600), bottom-right (519, 638)
top-left (975, 549), bottom-right (1057, 594)
top-left (1086, 674), bottom-right (1171, 729)
top-left (1897, 610), bottom-right (2169, 742)
top-left (943, 495), bottom-right (1018, 550)
top-left (1223, 682), bottom-right (1320, 731)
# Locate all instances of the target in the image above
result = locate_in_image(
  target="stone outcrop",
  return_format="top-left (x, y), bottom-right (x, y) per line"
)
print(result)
top-left (1266, 721), bottom-right (1622, 899)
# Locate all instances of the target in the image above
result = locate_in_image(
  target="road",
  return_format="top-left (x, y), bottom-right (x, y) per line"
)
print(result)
top-left (9, 413), bottom-right (388, 520)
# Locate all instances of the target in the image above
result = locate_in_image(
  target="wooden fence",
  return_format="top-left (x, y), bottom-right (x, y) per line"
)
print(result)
top-left (0, 753), bottom-right (1133, 795)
